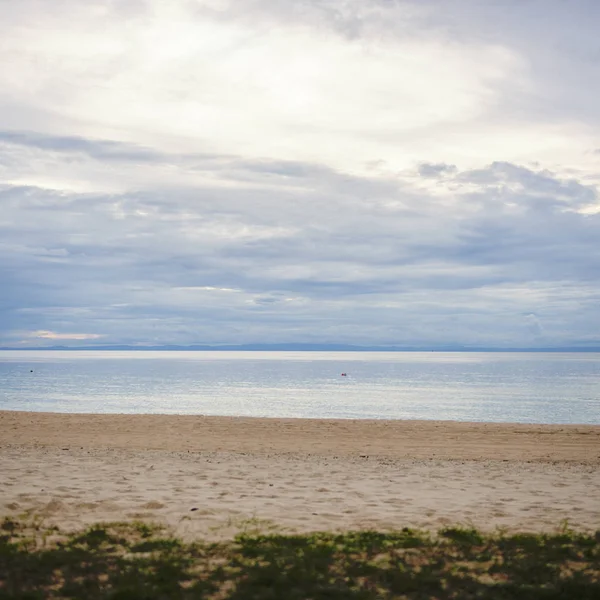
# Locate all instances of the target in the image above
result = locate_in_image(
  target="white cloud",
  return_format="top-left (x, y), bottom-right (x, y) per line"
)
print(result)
top-left (28, 330), bottom-right (104, 340)
top-left (0, 0), bottom-right (564, 178)
top-left (0, 0), bottom-right (599, 347)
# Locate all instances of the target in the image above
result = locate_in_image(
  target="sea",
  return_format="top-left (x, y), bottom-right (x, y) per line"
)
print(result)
top-left (0, 351), bottom-right (599, 424)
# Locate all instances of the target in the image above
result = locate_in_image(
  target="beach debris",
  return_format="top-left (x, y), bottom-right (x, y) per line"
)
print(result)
top-left (190, 507), bottom-right (199, 511)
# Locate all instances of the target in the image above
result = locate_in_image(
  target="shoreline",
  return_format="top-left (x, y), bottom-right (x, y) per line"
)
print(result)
top-left (1, 411), bottom-right (599, 462)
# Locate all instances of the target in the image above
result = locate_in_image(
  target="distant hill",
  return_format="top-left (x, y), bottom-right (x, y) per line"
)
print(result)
top-left (1, 343), bottom-right (600, 352)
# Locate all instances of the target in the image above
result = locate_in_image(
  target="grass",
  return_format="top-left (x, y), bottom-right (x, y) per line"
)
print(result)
top-left (0, 517), bottom-right (598, 599)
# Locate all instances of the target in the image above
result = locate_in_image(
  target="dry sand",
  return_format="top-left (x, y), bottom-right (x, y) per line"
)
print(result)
top-left (1, 411), bottom-right (599, 540)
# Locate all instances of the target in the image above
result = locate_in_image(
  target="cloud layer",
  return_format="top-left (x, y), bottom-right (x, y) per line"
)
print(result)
top-left (1, 0), bottom-right (599, 347)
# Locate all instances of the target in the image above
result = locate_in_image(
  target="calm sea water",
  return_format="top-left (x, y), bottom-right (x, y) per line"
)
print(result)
top-left (0, 351), bottom-right (598, 424)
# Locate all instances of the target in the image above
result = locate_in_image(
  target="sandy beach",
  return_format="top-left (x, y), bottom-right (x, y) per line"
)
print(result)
top-left (1, 411), bottom-right (599, 540)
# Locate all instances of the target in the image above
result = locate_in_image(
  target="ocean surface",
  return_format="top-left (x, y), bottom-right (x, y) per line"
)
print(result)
top-left (0, 351), bottom-right (599, 424)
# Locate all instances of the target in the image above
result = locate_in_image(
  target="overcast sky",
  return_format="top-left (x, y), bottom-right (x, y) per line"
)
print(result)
top-left (1, 0), bottom-right (599, 348)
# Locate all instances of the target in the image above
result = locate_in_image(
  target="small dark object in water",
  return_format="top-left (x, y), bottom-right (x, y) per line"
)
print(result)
top-left (341, 373), bottom-right (347, 376)
top-left (30, 370), bottom-right (33, 373)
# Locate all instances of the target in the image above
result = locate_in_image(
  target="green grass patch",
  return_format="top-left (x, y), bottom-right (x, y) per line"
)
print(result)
top-left (0, 517), bottom-right (598, 598)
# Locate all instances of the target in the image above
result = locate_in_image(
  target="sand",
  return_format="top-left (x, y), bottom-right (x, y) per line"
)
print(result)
top-left (1, 411), bottom-right (599, 540)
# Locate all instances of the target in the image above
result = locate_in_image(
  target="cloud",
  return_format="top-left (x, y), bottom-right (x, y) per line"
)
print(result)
top-left (0, 131), bottom-right (165, 162)
top-left (0, 1), bottom-right (599, 347)
top-left (0, 150), bottom-right (598, 346)
top-left (28, 330), bottom-right (104, 340)
top-left (418, 163), bottom-right (458, 178)
top-left (524, 313), bottom-right (544, 337)
top-left (0, 0), bottom-right (531, 174)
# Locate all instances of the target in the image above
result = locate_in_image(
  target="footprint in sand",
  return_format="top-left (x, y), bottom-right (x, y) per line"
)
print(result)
top-left (40, 499), bottom-right (67, 515)
top-left (75, 502), bottom-right (100, 510)
top-left (140, 501), bottom-right (166, 509)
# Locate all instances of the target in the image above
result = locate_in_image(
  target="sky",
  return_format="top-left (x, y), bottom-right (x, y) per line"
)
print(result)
top-left (1, 0), bottom-right (599, 348)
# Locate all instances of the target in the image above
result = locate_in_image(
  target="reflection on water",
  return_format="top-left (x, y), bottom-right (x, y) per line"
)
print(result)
top-left (0, 351), bottom-right (598, 424)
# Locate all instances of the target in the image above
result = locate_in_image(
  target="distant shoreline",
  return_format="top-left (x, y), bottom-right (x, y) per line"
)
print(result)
top-left (2, 345), bottom-right (600, 352)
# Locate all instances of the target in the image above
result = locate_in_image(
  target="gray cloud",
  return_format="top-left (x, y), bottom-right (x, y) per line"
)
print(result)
top-left (418, 163), bottom-right (458, 178)
top-left (1, 147), bottom-right (599, 347)
top-left (0, 131), bottom-right (164, 162)
top-left (0, 130), bottom-right (231, 167)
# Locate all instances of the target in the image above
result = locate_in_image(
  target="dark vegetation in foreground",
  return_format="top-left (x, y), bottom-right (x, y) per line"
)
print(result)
top-left (1, 517), bottom-right (599, 599)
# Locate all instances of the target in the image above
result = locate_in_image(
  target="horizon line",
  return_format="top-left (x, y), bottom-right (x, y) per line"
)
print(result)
top-left (2, 343), bottom-right (600, 353)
